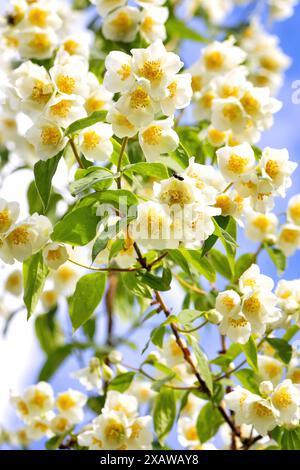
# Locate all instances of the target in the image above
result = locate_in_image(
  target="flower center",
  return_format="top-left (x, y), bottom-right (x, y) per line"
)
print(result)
top-left (130, 87), bottom-right (150, 109)
top-left (111, 12), bottom-right (132, 33)
top-left (40, 126), bottom-right (61, 146)
top-left (63, 39), bottom-right (79, 55)
top-left (141, 16), bottom-right (154, 33)
top-left (229, 316), bottom-right (248, 328)
top-left (83, 131), bottom-right (101, 150)
top-left (272, 388), bottom-right (293, 409)
top-left (142, 125), bottom-right (162, 145)
top-left (227, 154), bottom-right (249, 174)
top-left (243, 295), bottom-right (261, 315)
top-left (56, 75), bottom-right (76, 95)
top-left (117, 64), bottom-right (131, 81)
top-left (138, 60), bottom-right (163, 83)
top-left (265, 159), bottom-right (280, 180)
top-left (57, 393), bottom-right (76, 411)
top-left (253, 402), bottom-right (273, 417)
top-left (204, 51), bottom-right (224, 71)
top-left (29, 33), bottom-right (51, 51)
top-left (0, 209), bottom-right (11, 232)
top-left (222, 103), bottom-right (243, 122)
top-left (31, 79), bottom-right (52, 104)
top-left (28, 8), bottom-right (48, 27)
top-left (253, 215), bottom-right (271, 233)
top-left (241, 92), bottom-right (260, 116)
top-left (50, 100), bottom-right (72, 118)
top-left (281, 228), bottom-right (299, 244)
top-left (7, 226), bottom-right (30, 245)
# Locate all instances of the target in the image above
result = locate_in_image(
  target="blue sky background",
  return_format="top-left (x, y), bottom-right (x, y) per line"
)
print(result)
top-left (1, 0), bottom-right (300, 450)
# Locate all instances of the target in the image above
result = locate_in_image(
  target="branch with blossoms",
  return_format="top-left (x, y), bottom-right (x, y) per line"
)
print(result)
top-left (0, 0), bottom-right (300, 453)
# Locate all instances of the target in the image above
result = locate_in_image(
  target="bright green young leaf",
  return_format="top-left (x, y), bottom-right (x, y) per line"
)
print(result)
top-left (153, 388), bottom-right (176, 441)
top-left (234, 253), bottom-right (255, 281)
top-left (166, 17), bottom-right (208, 42)
top-left (177, 309), bottom-right (204, 326)
top-left (191, 337), bottom-right (213, 394)
top-left (182, 249), bottom-right (216, 283)
top-left (234, 368), bottom-right (260, 394)
top-left (23, 251), bottom-right (49, 319)
top-left (196, 403), bottom-right (224, 443)
top-left (52, 204), bottom-right (100, 246)
top-left (280, 428), bottom-right (300, 450)
top-left (70, 272), bottom-right (107, 331)
top-left (209, 249), bottom-right (232, 280)
top-left (241, 336), bottom-right (258, 371)
top-left (70, 167), bottom-right (115, 196)
top-left (108, 372), bottom-right (135, 392)
top-left (264, 243), bottom-right (287, 275)
top-left (65, 111), bottom-right (107, 135)
top-left (123, 162), bottom-right (169, 180)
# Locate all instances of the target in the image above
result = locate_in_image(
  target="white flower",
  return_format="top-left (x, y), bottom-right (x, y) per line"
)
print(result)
top-left (78, 123), bottom-right (113, 161)
top-left (139, 117), bottom-right (179, 162)
top-left (215, 290), bottom-right (241, 317)
top-left (275, 279), bottom-right (300, 314)
top-left (224, 386), bottom-right (253, 425)
top-left (101, 391), bottom-right (138, 420)
top-left (161, 73), bottom-right (192, 116)
top-left (19, 3), bottom-right (62, 31)
top-left (271, 379), bottom-right (300, 426)
top-left (52, 262), bottom-right (79, 295)
top-left (45, 95), bottom-right (87, 128)
top-left (239, 264), bottom-right (274, 295)
top-left (5, 270), bottom-right (23, 296)
top-left (50, 58), bottom-right (89, 98)
top-left (277, 224), bottom-right (300, 257)
top-left (104, 51), bottom-right (134, 94)
top-left (244, 209), bottom-right (278, 243)
top-left (106, 105), bottom-right (138, 138)
top-left (140, 6), bottom-right (168, 43)
top-left (130, 201), bottom-right (174, 250)
top-left (13, 61), bottom-right (54, 114)
top-left (25, 118), bottom-right (67, 160)
top-left (212, 98), bottom-right (249, 136)
top-left (287, 194), bottom-right (300, 226)
top-left (85, 80), bottom-right (113, 115)
top-left (201, 38), bottom-right (247, 75)
top-left (0, 198), bottom-right (19, 235)
top-left (244, 395), bottom-right (279, 435)
top-left (178, 416), bottom-right (199, 448)
top-left (50, 414), bottom-right (73, 435)
top-left (41, 290), bottom-right (58, 311)
top-left (43, 243), bottom-right (68, 270)
top-left (217, 143), bottom-right (255, 182)
top-left (91, 0), bottom-right (127, 17)
top-left (260, 381), bottom-right (274, 397)
top-left (260, 147), bottom-right (297, 197)
top-left (184, 158), bottom-right (227, 194)
top-left (115, 79), bottom-right (157, 127)
top-left (155, 176), bottom-right (203, 207)
top-left (136, 0), bottom-right (166, 6)
top-left (61, 35), bottom-right (91, 59)
top-left (258, 355), bottom-right (283, 385)
top-left (219, 311), bottom-right (251, 344)
top-left (26, 412), bottom-right (54, 441)
top-left (242, 289), bottom-right (280, 335)
top-left (3, 214), bottom-right (52, 263)
top-left (131, 40), bottom-right (183, 100)
top-left (102, 6), bottom-right (141, 43)
top-left (16, 28), bottom-right (58, 60)
top-left (10, 382), bottom-right (54, 422)
top-left (55, 389), bottom-right (87, 424)
top-left (128, 380), bottom-right (156, 404)
top-left (269, 0), bottom-right (298, 21)
top-left (71, 357), bottom-right (103, 393)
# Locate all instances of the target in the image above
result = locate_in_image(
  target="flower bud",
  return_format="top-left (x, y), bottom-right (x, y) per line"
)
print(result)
top-left (206, 309), bottom-right (223, 324)
top-left (259, 380), bottom-right (274, 396)
top-left (102, 364), bottom-right (114, 381)
top-left (108, 350), bottom-right (123, 364)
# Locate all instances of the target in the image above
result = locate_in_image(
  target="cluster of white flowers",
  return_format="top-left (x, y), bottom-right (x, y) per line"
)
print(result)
top-left (129, 157), bottom-right (222, 249)
top-left (216, 264), bottom-right (281, 344)
top-left (0, 198), bottom-right (52, 264)
top-left (91, 0), bottom-right (168, 44)
top-left (240, 19), bottom-right (291, 95)
top-left (225, 378), bottom-right (300, 435)
top-left (190, 37), bottom-right (282, 144)
top-left (104, 39), bottom-right (192, 161)
top-left (9, 381), bottom-right (86, 447)
top-left (187, 0), bottom-right (298, 25)
top-left (78, 391), bottom-right (152, 450)
top-left (1, 0), bottom-right (81, 61)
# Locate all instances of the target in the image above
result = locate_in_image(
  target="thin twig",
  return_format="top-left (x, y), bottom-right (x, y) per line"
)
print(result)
top-left (69, 138), bottom-right (84, 169)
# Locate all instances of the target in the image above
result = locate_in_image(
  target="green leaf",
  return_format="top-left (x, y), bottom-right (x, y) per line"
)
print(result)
top-left (23, 252), bottom-right (49, 319)
top-left (266, 338), bottom-right (292, 364)
top-left (69, 167), bottom-right (114, 196)
top-left (45, 434), bottom-right (68, 450)
top-left (281, 428), bottom-right (300, 450)
top-left (92, 215), bottom-right (136, 262)
top-left (234, 368), bottom-right (259, 394)
top-left (150, 325), bottom-right (166, 348)
top-left (34, 152), bottom-right (62, 212)
top-left (264, 244), bottom-right (286, 275)
top-left (38, 344), bottom-right (73, 381)
top-left (166, 17), bottom-right (208, 42)
top-left (65, 111), bottom-right (107, 135)
top-left (52, 204), bottom-right (100, 246)
top-left (122, 271), bottom-right (152, 299)
top-left (109, 372), bottom-right (135, 392)
top-left (168, 249), bottom-right (191, 277)
top-left (196, 403), bottom-right (224, 443)
top-left (182, 249), bottom-right (216, 283)
top-left (87, 396), bottom-right (105, 415)
top-left (234, 253), bottom-right (254, 281)
top-left (151, 373), bottom-right (176, 392)
top-left (153, 388), bottom-right (176, 441)
top-left (70, 272), bottom-right (106, 332)
top-left (177, 309), bottom-right (204, 326)
top-left (176, 127), bottom-right (202, 158)
top-left (283, 325), bottom-right (300, 342)
top-left (170, 143), bottom-right (189, 169)
top-left (141, 267), bottom-right (172, 292)
top-left (84, 189), bottom-right (138, 209)
top-left (123, 162), bottom-right (169, 180)
top-left (35, 309), bottom-right (63, 354)
top-left (191, 337), bottom-right (213, 394)
top-left (241, 336), bottom-right (258, 372)
top-left (209, 249), bottom-right (232, 280)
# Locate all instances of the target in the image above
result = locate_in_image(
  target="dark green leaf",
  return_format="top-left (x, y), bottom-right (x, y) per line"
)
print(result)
top-left (196, 403), bottom-right (224, 443)
top-left (70, 167), bottom-right (114, 196)
top-left (264, 244), bottom-right (286, 275)
top-left (153, 388), bottom-right (176, 441)
top-left (34, 152), bottom-right (62, 212)
top-left (266, 338), bottom-right (292, 364)
top-left (123, 162), bottom-right (169, 180)
top-left (191, 337), bottom-right (213, 394)
top-left (109, 372), bottom-right (135, 392)
top-left (65, 111), bottom-right (107, 135)
top-left (241, 336), bottom-right (258, 371)
top-left (209, 249), bottom-right (232, 280)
